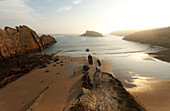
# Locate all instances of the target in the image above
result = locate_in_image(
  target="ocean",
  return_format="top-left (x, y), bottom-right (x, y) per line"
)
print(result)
top-left (40, 34), bottom-right (170, 88)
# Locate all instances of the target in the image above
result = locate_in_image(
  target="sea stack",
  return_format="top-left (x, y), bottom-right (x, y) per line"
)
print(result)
top-left (81, 31), bottom-right (104, 37)
top-left (40, 35), bottom-right (56, 47)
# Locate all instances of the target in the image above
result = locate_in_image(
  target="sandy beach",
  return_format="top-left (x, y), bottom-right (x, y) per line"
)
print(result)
top-left (0, 55), bottom-right (113, 111)
top-left (0, 56), bottom-right (85, 111)
top-left (127, 77), bottom-right (170, 111)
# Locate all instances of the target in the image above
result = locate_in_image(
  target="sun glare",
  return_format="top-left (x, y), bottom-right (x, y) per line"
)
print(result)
top-left (101, 0), bottom-right (170, 33)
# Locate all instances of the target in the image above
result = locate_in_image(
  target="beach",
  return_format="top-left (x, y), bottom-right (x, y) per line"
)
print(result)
top-left (127, 78), bottom-right (170, 111)
top-left (0, 54), bottom-right (146, 111)
top-left (0, 55), bottom-right (114, 111)
top-left (0, 56), bottom-right (85, 111)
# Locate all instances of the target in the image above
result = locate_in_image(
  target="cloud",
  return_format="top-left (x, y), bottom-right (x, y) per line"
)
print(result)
top-left (0, 0), bottom-right (40, 29)
top-left (72, 0), bottom-right (82, 4)
top-left (56, 6), bottom-right (72, 12)
top-left (56, 0), bottom-right (82, 13)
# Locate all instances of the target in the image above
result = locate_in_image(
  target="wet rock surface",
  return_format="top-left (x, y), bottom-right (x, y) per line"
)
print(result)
top-left (148, 49), bottom-right (170, 62)
top-left (70, 71), bottom-right (146, 111)
top-left (88, 55), bottom-right (93, 65)
top-left (0, 53), bottom-right (58, 89)
top-left (85, 49), bottom-right (90, 52)
top-left (82, 72), bottom-right (93, 89)
top-left (83, 65), bottom-right (90, 72)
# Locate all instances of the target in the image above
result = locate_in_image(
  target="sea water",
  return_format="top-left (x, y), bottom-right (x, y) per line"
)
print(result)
top-left (41, 34), bottom-right (170, 88)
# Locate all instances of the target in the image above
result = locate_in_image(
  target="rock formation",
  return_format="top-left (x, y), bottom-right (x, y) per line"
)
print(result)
top-left (88, 55), bottom-right (93, 65)
top-left (0, 25), bottom-right (56, 60)
top-left (70, 71), bottom-right (146, 111)
top-left (81, 31), bottom-right (104, 37)
top-left (123, 27), bottom-right (170, 48)
top-left (40, 35), bottom-right (56, 47)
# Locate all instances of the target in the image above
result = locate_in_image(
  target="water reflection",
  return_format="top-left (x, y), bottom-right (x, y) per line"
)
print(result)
top-left (41, 34), bottom-right (170, 89)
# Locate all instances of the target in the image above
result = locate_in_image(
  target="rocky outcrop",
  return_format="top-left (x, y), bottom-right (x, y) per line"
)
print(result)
top-left (88, 55), bottom-right (93, 65)
top-left (81, 31), bottom-right (104, 37)
top-left (70, 71), bottom-right (146, 111)
top-left (124, 27), bottom-right (170, 48)
top-left (0, 25), bottom-right (56, 60)
top-left (40, 35), bottom-right (56, 47)
top-left (0, 53), bottom-right (58, 89)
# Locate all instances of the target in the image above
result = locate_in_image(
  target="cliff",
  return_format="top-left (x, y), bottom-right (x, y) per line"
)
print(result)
top-left (81, 31), bottom-right (104, 37)
top-left (0, 25), bottom-right (56, 60)
top-left (123, 27), bottom-right (170, 48)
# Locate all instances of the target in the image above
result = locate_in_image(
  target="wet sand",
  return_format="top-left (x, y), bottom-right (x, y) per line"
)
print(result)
top-left (0, 56), bottom-right (86, 111)
top-left (0, 56), bottom-right (112, 111)
top-left (127, 77), bottom-right (170, 111)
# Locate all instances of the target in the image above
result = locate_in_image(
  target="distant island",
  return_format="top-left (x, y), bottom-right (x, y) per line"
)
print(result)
top-left (123, 27), bottom-right (170, 48)
top-left (110, 29), bottom-right (141, 36)
top-left (81, 31), bottom-right (104, 37)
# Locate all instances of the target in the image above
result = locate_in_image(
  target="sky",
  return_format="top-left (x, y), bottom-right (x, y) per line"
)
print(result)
top-left (0, 0), bottom-right (170, 34)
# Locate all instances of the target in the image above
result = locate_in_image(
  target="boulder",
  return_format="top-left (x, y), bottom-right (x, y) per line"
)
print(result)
top-left (83, 65), bottom-right (90, 72)
top-left (88, 55), bottom-right (93, 65)
top-left (40, 35), bottom-right (56, 47)
top-left (81, 31), bottom-right (104, 37)
top-left (85, 48), bottom-right (90, 52)
top-left (97, 60), bottom-right (102, 67)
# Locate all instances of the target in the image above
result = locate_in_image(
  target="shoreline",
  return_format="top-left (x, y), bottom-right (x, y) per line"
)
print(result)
top-left (0, 55), bottom-right (85, 111)
top-left (0, 54), bottom-right (145, 111)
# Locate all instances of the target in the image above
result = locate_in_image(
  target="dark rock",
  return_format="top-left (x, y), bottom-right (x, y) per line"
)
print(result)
top-left (97, 60), bottom-right (102, 67)
top-left (39, 64), bottom-right (47, 69)
top-left (81, 31), bottom-right (104, 37)
top-left (22, 66), bottom-right (33, 73)
top-left (85, 49), bottom-right (90, 52)
top-left (83, 65), bottom-right (90, 72)
top-left (53, 56), bottom-right (59, 62)
top-left (53, 64), bottom-right (56, 67)
top-left (0, 53), bottom-right (54, 89)
top-left (82, 72), bottom-right (93, 89)
top-left (45, 70), bottom-right (49, 73)
top-left (9, 68), bottom-right (21, 74)
top-left (40, 34), bottom-right (56, 47)
top-left (60, 64), bottom-right (63, 66)
top-left (88, 55), bottom-right (93, 65)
